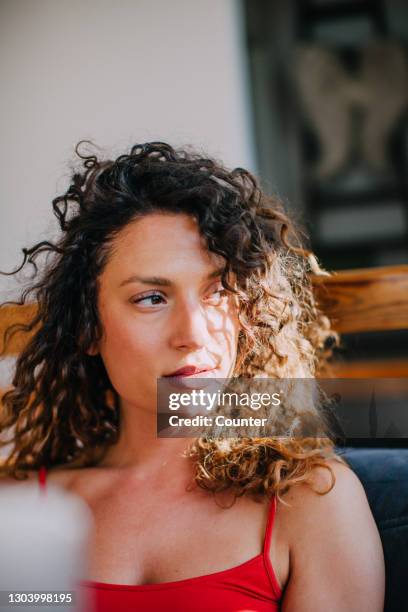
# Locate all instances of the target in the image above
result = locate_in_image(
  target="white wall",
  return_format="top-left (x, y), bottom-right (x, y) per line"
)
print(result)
top-left (0, 0), bottom-right (255, 298)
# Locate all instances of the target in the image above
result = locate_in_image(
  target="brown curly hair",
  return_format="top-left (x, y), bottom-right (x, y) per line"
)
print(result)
top-left (0, 141), bottom-right (346, 501)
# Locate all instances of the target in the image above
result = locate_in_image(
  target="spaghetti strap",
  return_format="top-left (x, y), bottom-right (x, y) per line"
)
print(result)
top-left (38, 466), bottom-right (47, 494)
top-left (263, 494), bottom-right (277, 557)
top-left (262, 494), bottom-right (281, 598)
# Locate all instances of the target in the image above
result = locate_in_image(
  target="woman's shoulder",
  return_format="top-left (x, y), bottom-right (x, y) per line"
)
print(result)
top-left (275, 455), bottom-right (373, 559)
top-left (277, 458), bottom-right (385, 610)
top-left (278, 455), bottom-right (383, 584)
top-left (279, 455), bottom-right (365, 517)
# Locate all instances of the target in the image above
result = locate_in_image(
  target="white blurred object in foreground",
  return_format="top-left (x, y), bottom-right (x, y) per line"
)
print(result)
top-left (0, 480), bottom-right (93, 612)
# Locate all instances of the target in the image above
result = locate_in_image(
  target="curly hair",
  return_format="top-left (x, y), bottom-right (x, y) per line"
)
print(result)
top-left (0, 140), bottom-right (346, 501)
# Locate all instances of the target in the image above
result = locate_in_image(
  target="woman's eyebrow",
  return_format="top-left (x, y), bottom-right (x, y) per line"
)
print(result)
top-left (119, 266), bottom-right (225, 288)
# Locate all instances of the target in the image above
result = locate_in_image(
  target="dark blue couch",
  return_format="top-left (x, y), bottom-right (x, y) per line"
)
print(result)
top-left (338, 448), bottom-right (408, 612)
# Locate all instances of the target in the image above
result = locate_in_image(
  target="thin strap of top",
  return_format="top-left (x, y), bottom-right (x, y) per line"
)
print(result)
top-left (38, 466), bottom-right (47, 493)
top-left (263, 494), bottom-right (277, 558)
top-left (262, 494), bottom-right (281, 597)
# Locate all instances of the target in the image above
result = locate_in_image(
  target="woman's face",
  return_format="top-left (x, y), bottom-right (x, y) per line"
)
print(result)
top-left (91, 212), bottom-right (241, 413)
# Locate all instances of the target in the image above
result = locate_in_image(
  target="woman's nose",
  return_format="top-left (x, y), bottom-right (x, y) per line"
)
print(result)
top-left (169, 296), bottom-right (213, 351)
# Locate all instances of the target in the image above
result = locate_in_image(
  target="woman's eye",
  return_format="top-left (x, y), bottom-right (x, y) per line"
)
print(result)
top-left (131, 293), bottom-right (166, 307)
top-left (206, 286), bottom-right (229, 304)
top-left (130, 287), bottom-right (228, 308)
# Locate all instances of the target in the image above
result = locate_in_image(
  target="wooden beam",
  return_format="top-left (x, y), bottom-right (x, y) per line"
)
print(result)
top-left (311, 265), bottom-right (408, 334)
top-left (326, 358), bottom-right (408, 379)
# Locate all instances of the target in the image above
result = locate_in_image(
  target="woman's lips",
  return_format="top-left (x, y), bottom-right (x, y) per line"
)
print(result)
top-left (164, 366), bottom-right (215, 377)
top-left (162, 367), bottom-right (217, 389)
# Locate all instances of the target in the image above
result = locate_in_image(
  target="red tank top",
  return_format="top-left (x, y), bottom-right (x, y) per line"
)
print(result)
top-left (38, 466), bottom-right (282, 612)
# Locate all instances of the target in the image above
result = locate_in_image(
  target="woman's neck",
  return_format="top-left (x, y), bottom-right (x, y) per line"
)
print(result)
top-left (95, 397), bottom-right (196, 485)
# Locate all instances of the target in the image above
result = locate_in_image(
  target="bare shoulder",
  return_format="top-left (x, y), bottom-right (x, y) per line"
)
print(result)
top-left (280, 456), bottom-right (380, 554)
top-left (279, 456), bottom-right (364, 511)
top-left (279, 457), bottom-right (385, 612)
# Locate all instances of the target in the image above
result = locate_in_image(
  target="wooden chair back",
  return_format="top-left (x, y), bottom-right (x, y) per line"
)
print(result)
top-left (311, 264), bottom-right (408, 377)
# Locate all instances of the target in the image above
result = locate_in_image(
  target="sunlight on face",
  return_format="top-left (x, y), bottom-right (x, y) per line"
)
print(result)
top-left (93, 213), bottom-right (241, 413)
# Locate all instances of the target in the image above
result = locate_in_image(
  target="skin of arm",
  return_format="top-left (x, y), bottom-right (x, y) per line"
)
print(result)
top-left (281, 459), bottom-right (385, 612)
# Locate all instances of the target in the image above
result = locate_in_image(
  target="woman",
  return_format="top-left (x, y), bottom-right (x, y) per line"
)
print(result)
top-left (0, 142), bottom-right (385, 611)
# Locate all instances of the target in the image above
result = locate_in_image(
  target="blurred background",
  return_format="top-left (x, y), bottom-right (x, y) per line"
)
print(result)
top-left (244, 0), bottom-right (408, 271)
top-left (0, 0), bottom-right (407, 398)
top-left (0, 0), bottom-right (256, 300)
